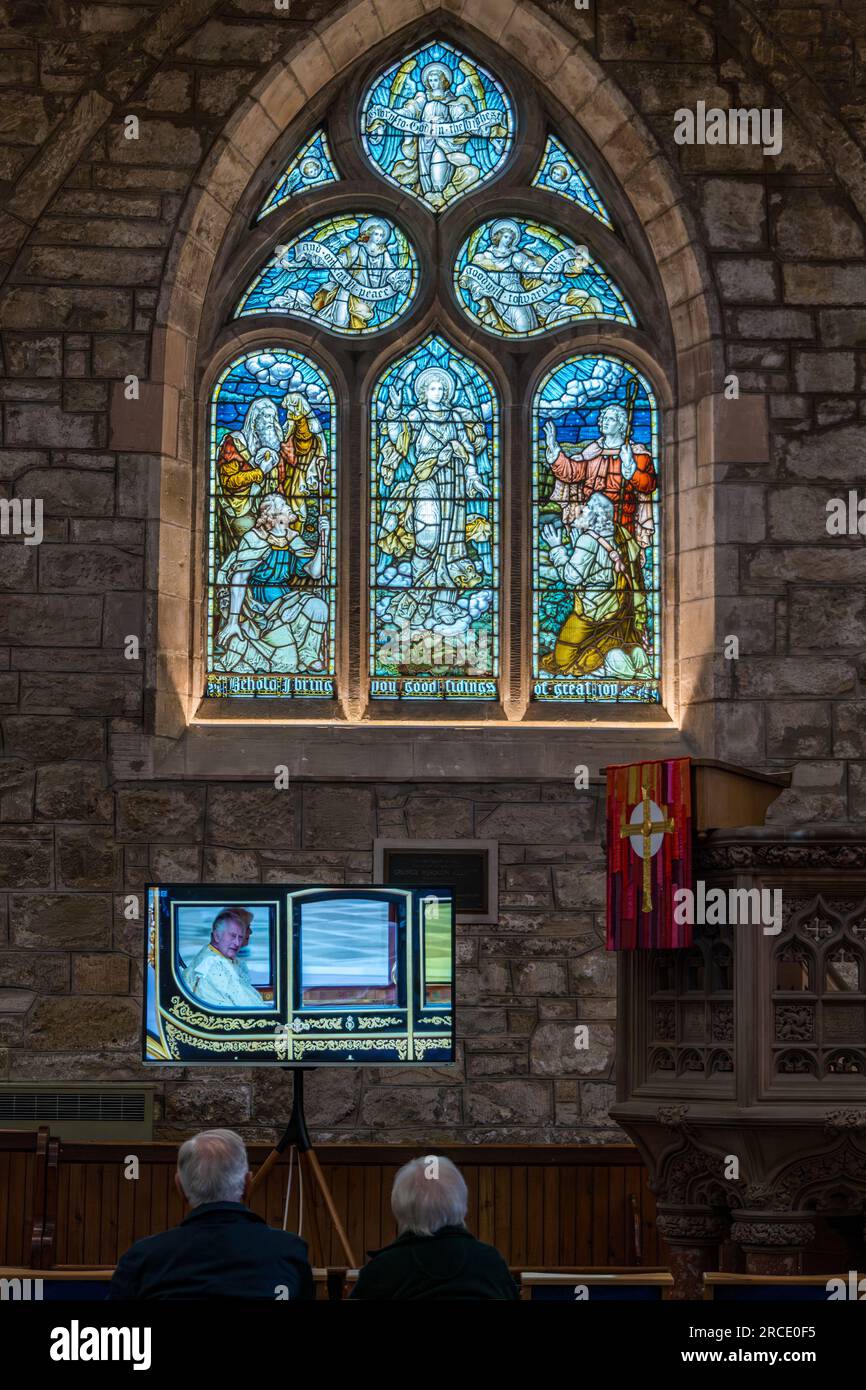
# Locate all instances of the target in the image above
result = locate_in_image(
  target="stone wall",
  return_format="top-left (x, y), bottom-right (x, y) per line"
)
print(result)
top-left (4, 779), bottom-right (613, 1141)
top-left (1, 0), bottom-right (865, 1139)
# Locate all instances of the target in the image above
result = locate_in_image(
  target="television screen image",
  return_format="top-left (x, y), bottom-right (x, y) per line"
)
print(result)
top-left (145, 883), bottom-right (454, 1066)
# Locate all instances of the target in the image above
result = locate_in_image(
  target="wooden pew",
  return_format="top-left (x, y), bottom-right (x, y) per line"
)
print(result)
top-left (519, 1266), bottom-right (673, 1300)
top-left (704, 1272), bottom-right (862, 1301)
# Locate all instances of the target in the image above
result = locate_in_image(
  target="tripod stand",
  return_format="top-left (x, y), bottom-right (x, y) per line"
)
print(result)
top-left (250, 1068), bottom-right (358, 1269)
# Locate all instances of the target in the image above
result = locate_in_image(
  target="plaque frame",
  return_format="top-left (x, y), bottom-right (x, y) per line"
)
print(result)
top-left (374, 839), bottom-right (498, 925)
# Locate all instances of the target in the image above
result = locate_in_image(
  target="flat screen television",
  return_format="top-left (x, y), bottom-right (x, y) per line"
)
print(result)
top-left (144, 883), bottom-right (454, 1066)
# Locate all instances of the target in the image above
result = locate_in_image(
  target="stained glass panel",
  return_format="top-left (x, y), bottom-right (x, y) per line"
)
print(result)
top-left (454, 219), bottom-right (634, 337)
top-left (256, 129), bottom-right (340, 221)
top-left (531, 354), bottom-right (660, 703)
top-left (235, 214), bottom-right (418, 334)
top-left (360, 40), bottom-right (513, 213)
top-left (369, 335), bottom-right (499, 701)
top-left (207, 351), bottom-right (337, 699)
top-left (532, 134), bottom-right (613, 227)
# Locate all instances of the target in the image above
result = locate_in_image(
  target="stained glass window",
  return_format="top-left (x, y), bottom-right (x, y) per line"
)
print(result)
top-left (532, 134), bottom-right (613, 228)
top-left (235, 214), bottom-right (418, 334)
top-left (454, 219), bottom-right (634, 337)
top-left (369, 335), bottom-right (499, 701)
top-left (360, 40), bottom-right (513, 213)
top-left (207, 350), bottom-right (336, 699)
top-left (256, 129), bottom-right (340, 221)
top-left (531, 354), bottom-right (661, 703)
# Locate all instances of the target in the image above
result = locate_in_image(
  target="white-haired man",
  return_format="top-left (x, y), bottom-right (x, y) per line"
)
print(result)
top-left (108, 1129), bottom-right (313, 1300)
top-left (351, 1155), bottom-right (517, 1300)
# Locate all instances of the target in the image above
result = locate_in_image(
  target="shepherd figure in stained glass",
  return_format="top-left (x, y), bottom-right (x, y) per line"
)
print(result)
top-left (215, 494), bottom-right (330, 675)
top-left (377, 364), bottom-right (491, 632)
top-left (544, 401), bottom-right (656, 551)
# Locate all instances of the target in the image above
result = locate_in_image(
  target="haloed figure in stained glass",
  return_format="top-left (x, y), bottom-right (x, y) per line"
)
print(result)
top-left (459, 220), bottom-right (601, 336)
top-left (534, 358), bottom-right (659, 695)
top-left (377, 364), bottom-right (491, 631)
top-left (362, 45), bottom-right (511, 213)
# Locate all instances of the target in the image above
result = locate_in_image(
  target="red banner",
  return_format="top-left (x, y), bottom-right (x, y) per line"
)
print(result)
top-left (606, 757), bottom-right (693, 950)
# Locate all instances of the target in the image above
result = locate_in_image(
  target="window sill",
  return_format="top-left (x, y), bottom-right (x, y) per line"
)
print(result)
top-left (146, 707), bottom-right (687, 782)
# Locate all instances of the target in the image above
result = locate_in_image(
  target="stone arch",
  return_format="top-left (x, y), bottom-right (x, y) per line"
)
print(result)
top-left (142, 0), bottom-right (721, 739)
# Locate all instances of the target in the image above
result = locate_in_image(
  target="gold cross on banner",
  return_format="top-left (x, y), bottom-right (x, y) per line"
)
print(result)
top-left (620, 783), bottom-right (675, 913)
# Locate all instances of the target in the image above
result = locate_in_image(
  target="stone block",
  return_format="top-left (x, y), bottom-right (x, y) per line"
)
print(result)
top-left (779, 424), bottom-right (865, 482)
top-left (35, 763), bottom-right (112, 822)
top-left (789, 588), bottom-right (866, 651)
top-left (512, 961), bottom-right (568, 996)
top-left (56, 827), bottom-right (119, 889)
top-left (794, 351), bottom-right (856, 393)
top-left (766, 486), bottom-right (833, 542)
top-left (730, 308), bottom-right (813, 339)
top-left (767, 702), bottom-right (832, 758)
top-left (151, 845), bottom-right (202, 881)
top-left (701, 180), bottom-right (766, 250)
top-left (0, 286), bottom-right (132, 331)
top-left (26, 995), bottom-right (139, 1050)
top-left (464, 1079), bottom-right (551, 1124)
top-left (4, 333), bottom-right (63, 376)
top-left (360, 1086), bottom-right (461, 1127)
top-left (784, 265), bottom-right (866, 305)
top-left (303, 786), bottom-right (374, 850)
top-left (203, 847), bottom-right (259, 881)
top-left (165, 1077), bottom-right (251, 1124)
top-left (764, 789), bottom-right (847, 826)
top-left (552, 865), bottom-right (606, 909)
top-left (305, 1068), bottom-right (363, 1127)
top-left (14, 466), bottom-right (114, 516)
top-left (530, 1020), bottom-right (613, 1076)
top-left (849, 764), bottom-right (866, 821)
top-left (599, 4), bottom-right (713, 60)
top-left (773, 192), bottom-right (865, 259)
top-left (818, 310), bottom-right (866, 347)
top-left (715, 257), bottom-right (777, 303)
top-left (579, 1082), bottom-right (616, 1125)
top-left (21, 673), bottom-right (140, 717)
top-left (72, 953), bottom-right (130, 994)
top-left (107, 119), bottom-right (202, 166)
top-left (0, 951), bottom-right (67, 992)
top-left (205, 785), bottom-right (295, 848)
top-left (736, 658), bottom-right (855, 698)
top-left (0, 833), bottom-right (53, 889)
top-left (833, 704), bottom-right (866, 758)
top-left (403, 793), bottom-right (473, 838)
top-left (697, 392), bottom-right (769, 465)
top-left (476, 801), bottom-right (594, 843)
top-left (39, 545), bottom-right (142, 593)
top-left (570, 948), bottom-right (616, 996)
top-left (117, 787), bottom-right (204, 841)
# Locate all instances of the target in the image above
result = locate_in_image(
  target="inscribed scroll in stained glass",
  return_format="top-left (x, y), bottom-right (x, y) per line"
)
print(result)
top-left (454, 219), bottom-right (633, 337)
top-left (360, 41), bottom-right (513, 213)
top-left (236, 214), bottom-right (418, 334)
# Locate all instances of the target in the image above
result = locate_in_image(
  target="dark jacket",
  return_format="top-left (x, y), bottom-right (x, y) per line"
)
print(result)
top-left (108, 1201), bottom-right (314, 1301)
top-left (350, 1224), bottom-right (519, 1301)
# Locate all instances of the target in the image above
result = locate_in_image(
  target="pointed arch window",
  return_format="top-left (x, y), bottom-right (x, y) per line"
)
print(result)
top-left (203, 35), bottom-right (666, 717)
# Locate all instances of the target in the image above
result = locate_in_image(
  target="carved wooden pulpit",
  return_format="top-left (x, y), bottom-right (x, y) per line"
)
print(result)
top-left (610, 760), bottom-right (866, 1298)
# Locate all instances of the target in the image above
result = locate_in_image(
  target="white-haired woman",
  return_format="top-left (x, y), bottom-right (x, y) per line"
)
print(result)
top-left (351, 1156), bottom-right (517, 1300)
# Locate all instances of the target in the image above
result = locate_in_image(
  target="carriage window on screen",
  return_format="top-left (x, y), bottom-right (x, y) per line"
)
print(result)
top-left (299, 897), bottom-right (397, 1008)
